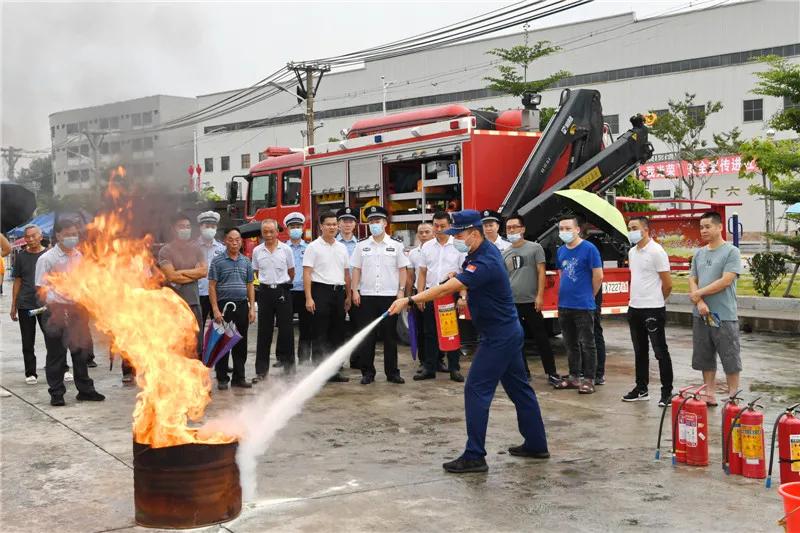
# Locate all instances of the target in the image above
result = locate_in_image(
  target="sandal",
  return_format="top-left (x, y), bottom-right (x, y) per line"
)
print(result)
top-left (578, 380), bottom-right (595, 394)
top-left (703, 394), bottom-right (719, 407)
top-left (554, 376), bottom-right (579, 390)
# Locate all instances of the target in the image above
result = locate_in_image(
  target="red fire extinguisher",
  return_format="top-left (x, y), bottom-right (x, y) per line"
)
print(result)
top-left (726, 397), bottom-right (766, 479)
top-left (656, 385), bottom-right (700, 462)
top-left (722, 390), bottom-right (745, 475)
top-left (683, 387), bottom-right (710, 466)
top-left (766, 403), bottom-right (800, 488)
top-left (433, 294), bottom-right (461, 352)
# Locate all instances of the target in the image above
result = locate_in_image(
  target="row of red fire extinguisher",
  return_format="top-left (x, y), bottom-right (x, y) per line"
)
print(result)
top-left (655, 385), bottom-right (800, 488)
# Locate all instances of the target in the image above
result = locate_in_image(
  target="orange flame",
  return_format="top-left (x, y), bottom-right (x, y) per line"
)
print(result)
top-left (44, 186), bottom-right (233, 447)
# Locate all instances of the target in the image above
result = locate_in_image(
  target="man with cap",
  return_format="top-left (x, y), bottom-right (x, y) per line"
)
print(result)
top-left (284, 211), bottom-right (313, 364)
top-left (350, 205), bottom-right (409, 384)
top-left (251, 218), bottom-right (295, 381)
top-left (196, 211), bottom-right (226, 329)
top-left (388, 210), bottom-right (549, 473)
top-left (303, 210), bottom-right (352, 383)
top-left (336, 206), bottom-right (360, 369)
top-left (481, 209), bottom-right (511, 252)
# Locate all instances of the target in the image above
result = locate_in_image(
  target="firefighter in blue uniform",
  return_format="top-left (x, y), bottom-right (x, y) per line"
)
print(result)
top-left (389, 210), bottom-right (549, 473)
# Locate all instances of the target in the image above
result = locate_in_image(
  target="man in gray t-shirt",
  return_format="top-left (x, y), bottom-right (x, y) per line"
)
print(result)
top-left (688, 212), bottom-right (742, 405)
top-left (501, 214), bottom-right (561, 385)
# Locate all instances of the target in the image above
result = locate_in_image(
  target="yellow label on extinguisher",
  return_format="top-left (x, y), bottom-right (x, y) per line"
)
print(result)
top-left (740, 424), bottom-right (764, 464)
top-left (437, 302), bottom-right (459, 338)
top-left (731, 424), bottom-right (741, 454)
top-left (791, 434), bottom-right (800, 473)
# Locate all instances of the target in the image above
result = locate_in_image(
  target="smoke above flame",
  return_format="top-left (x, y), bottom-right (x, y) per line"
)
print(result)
top-left (43, 185), bottom-right (233, 447)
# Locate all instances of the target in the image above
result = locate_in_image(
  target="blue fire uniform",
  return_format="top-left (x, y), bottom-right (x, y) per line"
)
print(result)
top-left (455, 238), bottom-right (549, 459)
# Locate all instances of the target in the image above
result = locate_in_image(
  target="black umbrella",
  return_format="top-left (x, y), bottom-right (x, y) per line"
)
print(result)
top-left (1, 183), bottom-right (36, 233)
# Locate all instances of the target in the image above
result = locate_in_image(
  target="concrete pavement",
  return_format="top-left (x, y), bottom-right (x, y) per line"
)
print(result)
top-left (1, 282), bottom-right (797, 532)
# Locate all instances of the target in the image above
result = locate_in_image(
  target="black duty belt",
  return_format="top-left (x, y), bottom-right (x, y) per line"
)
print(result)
top-left (312, 282), bottom-right (346, 292)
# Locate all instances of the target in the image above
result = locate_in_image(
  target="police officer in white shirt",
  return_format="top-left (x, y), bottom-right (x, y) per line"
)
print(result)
top-left (416, 211), bottom-right (466, 382)
top-left (481, 209), bottom-right (511, 251)
top-left (303, 210), bottom-right (352, 382)
top-left (252, 219), bottom-right (296, 380)
top-left (351, 206), bottom-right (409, 384)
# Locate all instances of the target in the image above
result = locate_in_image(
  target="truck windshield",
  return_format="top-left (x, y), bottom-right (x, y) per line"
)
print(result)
top-left (249, 173), bottom-right (277, 216)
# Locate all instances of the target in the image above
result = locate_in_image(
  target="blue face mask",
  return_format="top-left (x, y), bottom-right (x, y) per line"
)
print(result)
top-left (289, 228), bottom-right (303, 240)
top-left (507, 232), bottom-right (522, 243)
top-left (558, 231), bottom-right (575, 244)
top-left (62, 236), bottom-right (79, 249)
top-left (369, 223), bottom-right (384, 236)
top-left (453, 239), bottom-right (469, 253)
top-left (628, 230), bottom-right (643, 245)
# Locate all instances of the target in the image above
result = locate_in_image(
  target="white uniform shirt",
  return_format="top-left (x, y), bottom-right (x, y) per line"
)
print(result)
top-left (407, 246), bottom-right (424, 272)
top-left (351, 236), bottom-right (410, 296)
top-left (302, 237), bottom-right (349, 286)
top-left (35, 245), bottom-right (83, 304)
top-left (628, 239), bottom-right (671, 308)
top-left (420, 236), bottom-right (466, 288)
top-left (489, 235), bottom-right (512, 251)
top-left (252, 241), bottom-right (295, 285)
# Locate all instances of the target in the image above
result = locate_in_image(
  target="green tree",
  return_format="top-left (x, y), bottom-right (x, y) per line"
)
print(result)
top-left (614, 174), bottom-right (653, 213)
top-left (539, 106), bottom-right (556, 131)
top-left (647, 93), bottom-right (737, 200)
top-left (484, 40), bottom-right (569, 97)
top-left (752, 56), bottom-right (800, 134)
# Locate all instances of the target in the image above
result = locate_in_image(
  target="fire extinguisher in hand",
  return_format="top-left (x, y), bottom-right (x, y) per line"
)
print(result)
top-left (766, 403), bottom-right (800, 488)
top-left (725, 396), bottom-right (766, 479)
top-left (722, 390), bottom-right (745, 475)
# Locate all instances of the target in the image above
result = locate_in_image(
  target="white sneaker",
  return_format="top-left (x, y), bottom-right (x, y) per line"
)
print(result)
top-left (25, 376), bottom-right (37, 385)
top-left (64, 371), bottom-right (73, 382)
top-left (0, 388), bottom-right (11, 397)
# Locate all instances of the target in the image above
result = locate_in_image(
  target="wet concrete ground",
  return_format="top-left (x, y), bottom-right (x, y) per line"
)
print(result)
top-left (1, 284), bottom-right (797, 533)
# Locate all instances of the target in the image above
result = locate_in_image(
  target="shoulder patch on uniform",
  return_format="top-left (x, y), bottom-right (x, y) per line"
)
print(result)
top-left (358, 237), bottom-right (370, 242)
top-left (466, 264), bottom-right (477, 272)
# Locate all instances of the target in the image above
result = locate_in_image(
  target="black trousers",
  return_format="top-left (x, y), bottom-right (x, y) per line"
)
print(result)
top-left (291, 290), bottom-right (313, 362)
top-left (200, 296), bottom-right (212, 329)
top-left (43, 305), bottom-right (96, 398)
top-left (422, 302), bottom-right (460, 373)
top-left (558, 308), bottom-right (596, 380)
top-left (579, 308), bottom-right (607, 379)
top-left (18, 309), bottom-right (46, 377)
top-left (255, 285), bottom-right (294, 375)
top-left (310, 283), bottom-right (346, 363)
top-left (515, 303), bottom-right (558, 377)
top-left (356, 295), bottom-right (400, 378)
top-left (628, 306), bottom-right (673, 395)
top-left (214, 300), bottom-right (250, 383)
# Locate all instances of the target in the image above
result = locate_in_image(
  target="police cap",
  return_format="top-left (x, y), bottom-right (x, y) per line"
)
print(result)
top-left (336, 207), bottom-right (359, 220)
top-left (480, 209), bottom-right (502, 223)
top-left (364, 205), bottom-right (388, 220)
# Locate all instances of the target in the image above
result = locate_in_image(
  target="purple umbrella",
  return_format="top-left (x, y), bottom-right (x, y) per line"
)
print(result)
top-left (406, 309), bottom-right (418, 361)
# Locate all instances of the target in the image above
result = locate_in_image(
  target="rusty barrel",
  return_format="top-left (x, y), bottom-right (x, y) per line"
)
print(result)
top-left (133, 440), bottom-right (242, 529)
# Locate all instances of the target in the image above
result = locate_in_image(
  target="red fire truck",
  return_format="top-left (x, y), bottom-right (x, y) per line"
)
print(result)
top-left (228, 88), bottom-right (655, 319)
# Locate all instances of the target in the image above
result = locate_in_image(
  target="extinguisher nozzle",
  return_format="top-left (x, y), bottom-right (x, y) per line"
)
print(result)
top-left (671, 456), bottom-right (676, 466)
top-left (655, 450), bottom-right (660, 460)
top-left (766, 477), bottom-right (772, 489)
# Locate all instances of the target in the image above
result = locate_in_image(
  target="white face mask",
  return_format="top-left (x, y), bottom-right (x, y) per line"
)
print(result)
top-left (558, 231), bottom-right (575, 244)
top-left (453, 239), bottom-right (469, 253)
top-left (201, 227), bottom-right (216, 241)
top-left (507, 232), bottom-right (522, 243)
top-left (628, 230), bottom-right (643, 245)
top-left (176, 228), bottom-right (192, 241)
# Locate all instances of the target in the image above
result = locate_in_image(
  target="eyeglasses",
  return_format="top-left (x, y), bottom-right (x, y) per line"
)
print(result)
top-left (506, 224), bottom-right (522, 230)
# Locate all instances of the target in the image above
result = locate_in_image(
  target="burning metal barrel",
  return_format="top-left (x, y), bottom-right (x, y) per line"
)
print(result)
top-left (133, 440), bottom-right (242, 529)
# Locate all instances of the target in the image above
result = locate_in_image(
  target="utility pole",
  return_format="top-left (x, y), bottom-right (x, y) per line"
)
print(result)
top-left (288, 62), bottom-right (330, 146)
top-left (82, 129), bottom-right (107, 196)
top-left (381, 76), bottom-right (395, 116)
top-left (1, 146), bottom-right (22, 181)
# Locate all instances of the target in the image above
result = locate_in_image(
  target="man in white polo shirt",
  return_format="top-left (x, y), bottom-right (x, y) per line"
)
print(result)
top-left (351, 205), bottom-right (409, 384)
top-left (621, 216), bottom-right (674, 407)
top-left (303, 210), bottom-right (352, 383)
top-left (252, 219), bottom-right (295, 381)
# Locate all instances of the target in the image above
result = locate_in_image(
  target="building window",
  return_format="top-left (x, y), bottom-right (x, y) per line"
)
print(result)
top-left (241, 154), bottom-right (251, 169)
top-left (282, 169), bottom-right (302, 205)
top-left (78, 121), bottom-right (87, 131)
top-left (204, 158), bottom-right (214, 172)
top-left (100, 142), bottom-right (109, 155)
top-left (51, 126), bottom-right (55, 139)
top-left (603, 114), bottom-right (619, 134)
top-left (132, 138), bottom-right (143, 152)
top-left (110, 116), bottom-right (119, 129)
top-left (142, 162), bottom-right (155, 176)
top-left (258, 152), bottom-right (267, 162)
top-left (687, 105), bottom-right (705, 125)
top-left (785, 96), bottom-right (800, 111)
top-left (143, 137), bottom-right (154, 150)
top-left (221, 156), bottom-right (230, 171)
top-left (132, 113), bottom-right (142, 127)
top-left (80, 144), bottom-right (89, 156)
top-left (109, 141), bottom-right (121, 153)
top-left (99, 118), bottom-right (109, 129)
top-left (743, 99), bottom-right (763, 122)
top-left (67, 170), bottom-right (80, 183)
top-left (652, 109), bottom-right (668, 118)
top-left (142, 111), bottom-right (152, 125)
top-left (66, 123), bottom-right (78, 134)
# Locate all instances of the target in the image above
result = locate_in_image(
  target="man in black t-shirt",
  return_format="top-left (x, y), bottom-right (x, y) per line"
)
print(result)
top-left (10, 225), bottom-right (47, 384)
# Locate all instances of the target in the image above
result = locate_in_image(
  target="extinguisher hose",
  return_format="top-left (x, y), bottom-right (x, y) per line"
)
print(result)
top-left (671, 395), bottom-right (693, 466)
top-left (766, 412), bottom-right (787, 489)
top-left (655, 394), bottom-right (678, 460)
top-left (724, 408), bottom-right (747, 475)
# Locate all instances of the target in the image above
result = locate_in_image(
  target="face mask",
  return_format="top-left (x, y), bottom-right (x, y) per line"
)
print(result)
top-left (289, 228), bottom-right (303, 240)
top-left (453, 239), bottom-right (469, 253)
top-left (62, 236), bottom-right (79, 250)
top-left (176, 229), bottom-right (192, 241)
top-left (558, 231), bottom-right (575, 244)
top-left (369, 223), bottom-right (384, 236)
top-left (628, 230), bottom-right (643, 245)
top-left (507, 233), bottom-right (522, 243)
top-left (201, 228), bottom-right (216, 241)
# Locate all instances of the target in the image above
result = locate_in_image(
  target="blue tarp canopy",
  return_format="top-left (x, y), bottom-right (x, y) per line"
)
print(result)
top-left (7, 212), bottom-right (55, 239)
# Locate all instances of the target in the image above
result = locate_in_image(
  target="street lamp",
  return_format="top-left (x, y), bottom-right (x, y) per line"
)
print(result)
top-left (381, 76), bottom-right (395, 116)
top-left (764, 128), bottom-right (777, 250)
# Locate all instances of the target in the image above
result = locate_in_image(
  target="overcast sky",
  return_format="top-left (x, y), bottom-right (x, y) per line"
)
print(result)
top-left (2, 0), bottom-right (717, 155)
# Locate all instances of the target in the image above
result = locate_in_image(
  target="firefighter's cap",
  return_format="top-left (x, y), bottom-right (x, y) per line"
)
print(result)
top-left (283, 212), bottom-right (305, 226)
top-left (364, 205), bottom-right (388, 220)
top-left (197, 211), bottom-right (220, 225)
top-left (480, 209), bottom-right (502, 223)
top-left (336, 207), bottom-right (359, 220)
top-left (444, 210), bottom-right (482, 235)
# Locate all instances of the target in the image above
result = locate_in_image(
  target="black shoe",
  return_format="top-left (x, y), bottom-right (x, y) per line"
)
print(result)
top-left (443, 456), bottom-right (488, 474)
top-left (231, 379), bottom-right (253, 389)
top-left (76, 391), bottom-right (105, 402)
top-left (273, 361), bottom-right (284, 368)
top-left (437, 363), bottom-right (448, 373)
top-left (387, 375), bottom-right (405, 384)
top-left (508, 445), bottom-right (550, 459)
top-left (450, 371), bottom-right (465, 383)
top-left (251, 374), bottom-right (267, 384)
top-left (622, 388), bottom-right (649, 402)
top-left (360, 375), bottom-right (374, 385)
top-left (329, 372), bottom-right (350, 383)
top-left (595, 375), bottom-right (606, 385)
top-left (217, 381), bottom-right (229, 390)
top-left (86, 360), bottom-right (98, 368)
top-left (658, 393), bottom-right (671, 407)
top-left (413, 371), bottom-right (436, 381)
top-left (121, 374), bottom-right (134, 384)
top-left (50, 395), bottom-right (65, 406)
